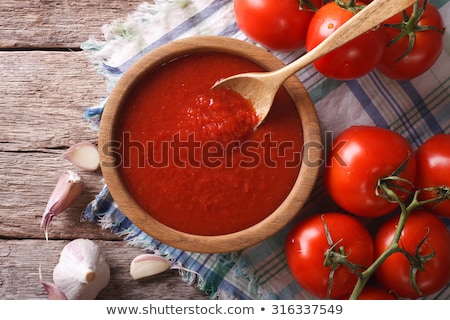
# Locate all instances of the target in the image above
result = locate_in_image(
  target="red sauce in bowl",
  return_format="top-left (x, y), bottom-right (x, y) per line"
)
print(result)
top-left (114, 52), bottom-right (303, 236)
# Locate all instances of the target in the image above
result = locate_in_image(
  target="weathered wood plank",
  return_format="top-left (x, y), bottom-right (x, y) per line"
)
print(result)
top-left (0, 51), bottom-right (103, 150)
top-left (0, 239), bottom-right (208, 299)
top-left (0, 148), bottom-right (114, 240)
top-left (0, 50), bottom-right (109, 240)
top-left (0, 0), bottom-right (144, 48)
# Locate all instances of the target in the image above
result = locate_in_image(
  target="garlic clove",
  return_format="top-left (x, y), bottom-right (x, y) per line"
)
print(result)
top-left (39, 265), bottom-right (67, 300)
top-left (41, 170), bottom-right (84, 240)
top-left (62, 141), bottom-right (100, 171)
top-left (40, 280), bottom-right (68, 300)
top-left (53, 239), bottom-right (110, 300)
top-left (130, 254), bottom-right (171, 280)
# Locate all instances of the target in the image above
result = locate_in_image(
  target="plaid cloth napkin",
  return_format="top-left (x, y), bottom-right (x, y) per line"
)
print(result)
top-left (81, 0), bottom-right (450, 299)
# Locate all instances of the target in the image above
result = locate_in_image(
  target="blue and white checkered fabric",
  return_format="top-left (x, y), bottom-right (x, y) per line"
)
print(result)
top-left (82, 0), bottom-right (450, 299)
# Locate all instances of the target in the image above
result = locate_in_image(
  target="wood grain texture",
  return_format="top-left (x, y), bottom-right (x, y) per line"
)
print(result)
top-left (0, 0), bottom-right (209, 299)
top-left (0, 240), bottom-right (208, 299)
top-left (0, 51), bottom-right (108, 240)
top-left (0, 0), bottom-right (143, 49)
top-left (0, 51), bottom-right (101, 150)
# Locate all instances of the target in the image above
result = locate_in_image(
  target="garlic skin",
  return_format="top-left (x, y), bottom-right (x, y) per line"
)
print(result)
top-left (40, 279), bottom-right (68, 300)
top-left (39, 266), bottom-right (67, 300)
top-left (130, 254), bottom-right (171, 280)
top-left (62, 141), bottom-right (100, 171)
top-left (53, 239), bottom-right (110, 300)
top-left (41, 170), bottom-right (84, 240)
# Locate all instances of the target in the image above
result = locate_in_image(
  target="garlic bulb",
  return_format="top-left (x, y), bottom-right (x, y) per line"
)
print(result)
top-left (53, 239), bottom-right (110, 300)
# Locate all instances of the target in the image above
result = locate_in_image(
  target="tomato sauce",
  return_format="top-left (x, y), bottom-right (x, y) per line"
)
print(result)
top-left (115, 52), bottom-right (303, 236)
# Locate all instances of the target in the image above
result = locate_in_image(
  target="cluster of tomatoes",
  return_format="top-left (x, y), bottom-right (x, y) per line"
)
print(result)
top-left (234, 0), bottom-right (448, 299)
top-left (285, 126), bottom-right (450, 299)
top-left (234, 0), bottom-right (445, 80)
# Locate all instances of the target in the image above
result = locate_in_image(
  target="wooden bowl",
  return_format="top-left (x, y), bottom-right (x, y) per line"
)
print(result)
top-left (99, 36), bottom-right (321, 253)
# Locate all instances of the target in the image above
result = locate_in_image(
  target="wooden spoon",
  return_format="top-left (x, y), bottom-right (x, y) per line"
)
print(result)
top-left (213, 0), bottom-right (417, 127)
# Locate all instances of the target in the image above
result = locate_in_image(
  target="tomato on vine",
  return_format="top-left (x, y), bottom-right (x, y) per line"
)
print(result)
top-left (324, 126), bottom-right (416, 217)
top-left (305, 0), bottom-right (385, 79)
top-left (233, 0), bottom-right (323, 51)
top-left (415, 134), bottom-right (450, 218)
top-left (376, 0), bottom-right (445, 80)
top-left (285, 212), bottom-right (374, 298)
top-left (375, 210), bottom-right (450, 298)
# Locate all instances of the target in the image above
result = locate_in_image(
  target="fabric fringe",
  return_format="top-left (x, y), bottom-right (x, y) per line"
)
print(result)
top-left (80, 0), bottom-right (212, 130)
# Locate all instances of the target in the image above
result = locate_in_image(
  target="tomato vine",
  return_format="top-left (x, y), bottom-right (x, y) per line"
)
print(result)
top-left (286, 127), bottom-right (450, 299)
top-left (348, 185), bottom-right (449, 299)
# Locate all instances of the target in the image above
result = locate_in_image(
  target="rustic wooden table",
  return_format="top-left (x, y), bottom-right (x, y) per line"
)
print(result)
top-left (0, 0), bottom-right (208, 300)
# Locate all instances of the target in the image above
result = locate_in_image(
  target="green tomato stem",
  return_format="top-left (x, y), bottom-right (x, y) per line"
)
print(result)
top-left (348, 189), bottom-right (439, 300)
top-left (335, 0), bottom-right (366, 15)
top-left (298, 0), bottom-right (319, 12)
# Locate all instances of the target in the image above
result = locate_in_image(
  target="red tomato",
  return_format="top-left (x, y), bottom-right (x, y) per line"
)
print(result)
top-left (375, 210), bottom-right (450, 298)
top-left (324, 126), bottom-right (416, 217)
top-left (376, 2), bottom-right (445, 80)
top-left (305, 1), bottom-right (385, 79)
top-left (285, 213), bottom-right (374, 298)
top-left (415, 134), bottom-right (450, 218)
top-left (233, 0), bottom-right (323, 51)
top-left (342, 286), bottom-right (398, 300)
top-left (357, 287), bottom-right (397, 300)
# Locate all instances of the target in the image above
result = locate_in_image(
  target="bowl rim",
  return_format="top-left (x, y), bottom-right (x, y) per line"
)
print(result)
top-left (98, 36), bottom-right (322, 253)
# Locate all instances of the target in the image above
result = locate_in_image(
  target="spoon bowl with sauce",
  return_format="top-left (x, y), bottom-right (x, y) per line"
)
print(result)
top-left (213, 0), bottom-right (417, 127)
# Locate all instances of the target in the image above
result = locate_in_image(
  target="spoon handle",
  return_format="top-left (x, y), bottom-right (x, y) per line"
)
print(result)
top-left (273, 0), bottom-right (417, 81)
